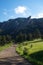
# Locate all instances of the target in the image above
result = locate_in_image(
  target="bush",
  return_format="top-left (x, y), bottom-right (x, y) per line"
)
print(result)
top-left (23, 47), bottom-right (28, 55)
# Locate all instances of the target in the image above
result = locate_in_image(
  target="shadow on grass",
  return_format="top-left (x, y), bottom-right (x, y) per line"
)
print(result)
top-left (29, 50), bottom-right (43, 62)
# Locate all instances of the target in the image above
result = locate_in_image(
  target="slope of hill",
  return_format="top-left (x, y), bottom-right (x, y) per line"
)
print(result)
top-left (0, 16), bottom-right (43, 42)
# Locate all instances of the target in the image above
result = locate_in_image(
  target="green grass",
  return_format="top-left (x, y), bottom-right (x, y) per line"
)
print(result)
top-left (0, 42), bottom-right (13, 51)
top-left (16, 39), bottom-right (43, 65)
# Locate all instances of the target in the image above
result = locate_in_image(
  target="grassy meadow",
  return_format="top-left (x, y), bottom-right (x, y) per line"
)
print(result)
top-left (16, 39), bottom-right (43, 65)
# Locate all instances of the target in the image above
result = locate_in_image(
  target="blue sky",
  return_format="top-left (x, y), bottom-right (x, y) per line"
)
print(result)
top-left (0, 0), bottom-right (43, 22)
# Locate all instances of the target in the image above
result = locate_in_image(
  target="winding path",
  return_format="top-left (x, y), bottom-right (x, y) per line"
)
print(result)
top-left (0, 44), bottom-right (32, 65)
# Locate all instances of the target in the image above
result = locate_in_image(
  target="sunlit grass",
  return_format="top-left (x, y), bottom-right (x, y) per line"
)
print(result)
top-left (16, 39), bottom-right (43, 65)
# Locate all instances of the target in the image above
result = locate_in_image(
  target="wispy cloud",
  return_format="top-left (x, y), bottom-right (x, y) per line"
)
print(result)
top-left (3, 9), bottom-right (8, 16)
top-left (37, 13), bottom-right (43, 18)
top-left (31, 12), bottom-right (43, 18)
top-left (3, 11), bottom-right (7, 16)
top-left (10, 15), bottom-right (15, 18)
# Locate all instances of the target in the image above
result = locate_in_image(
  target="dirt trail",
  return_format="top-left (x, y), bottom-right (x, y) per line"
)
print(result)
top-left (0, 45), bottom-right (32, 65)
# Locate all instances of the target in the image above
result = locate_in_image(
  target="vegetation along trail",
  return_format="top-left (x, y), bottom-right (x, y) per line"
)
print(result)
top-left (0, 44), bottom-right (32, 65)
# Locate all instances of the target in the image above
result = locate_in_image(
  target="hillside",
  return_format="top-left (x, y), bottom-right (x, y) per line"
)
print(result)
top-left (0, 16), bottom-right (43, 42)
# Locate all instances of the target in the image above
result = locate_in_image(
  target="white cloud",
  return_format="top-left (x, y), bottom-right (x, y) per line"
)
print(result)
top-left (14, 6), bottom-right (31, 17)
top-left (15, 6), bottom-right (27, 14)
